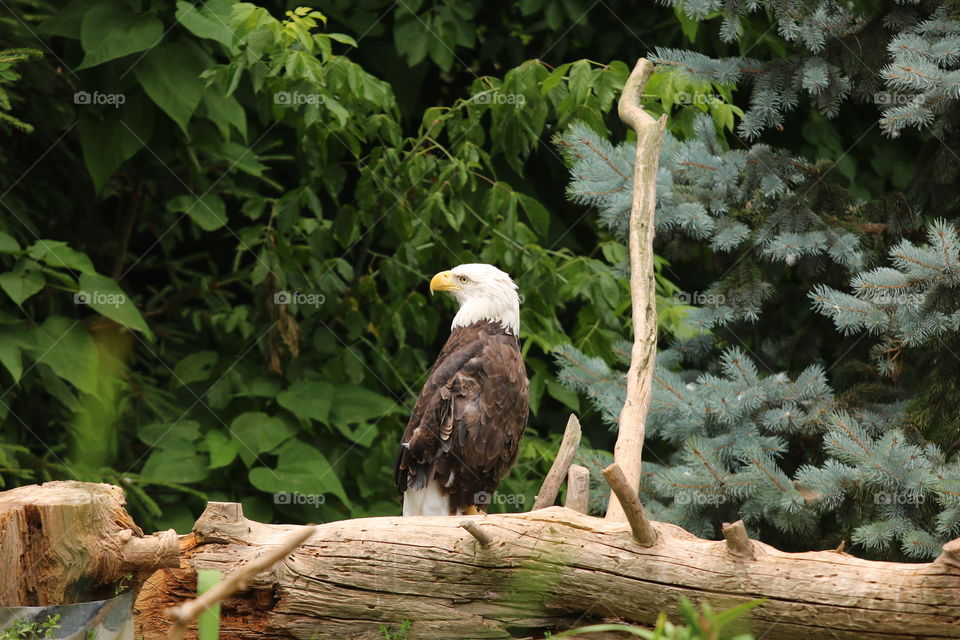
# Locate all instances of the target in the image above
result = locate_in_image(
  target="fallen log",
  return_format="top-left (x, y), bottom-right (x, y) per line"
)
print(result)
top-left (135, 501), bottom-right (960, 640)
top-left (0, 480), bottom-right (178, 606)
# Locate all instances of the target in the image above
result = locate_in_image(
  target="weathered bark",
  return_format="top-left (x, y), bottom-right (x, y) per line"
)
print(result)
top-left (135, 502), bottom-right (960, 640)
top-left (0, 480), bottom-right (178, 606)
top-left (532, 414), bottom-right (581, 510)
top-left (607, 58), bottom-right (667, 522)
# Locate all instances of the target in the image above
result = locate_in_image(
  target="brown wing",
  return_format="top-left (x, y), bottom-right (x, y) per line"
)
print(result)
top-left (395, 321), bottom-right (528, 514)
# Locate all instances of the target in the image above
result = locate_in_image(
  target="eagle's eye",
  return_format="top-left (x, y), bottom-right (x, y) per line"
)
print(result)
top-left (458, 276), bottom-right (468, 283)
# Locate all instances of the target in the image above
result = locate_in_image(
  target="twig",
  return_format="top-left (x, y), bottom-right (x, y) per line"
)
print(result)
top-left (607, 58), bottom-right (667, 521)
top-left (532, 414), bottom-right (582, 510)
top-left (460, 520), bottom-right (494, 547)
top-left (166, 525), bottom-right (316, 640)
top-left (601, 463), bottom-right (657, 546)
top-left (934, 538), bottom-right (960, 570)
top-left (565, 465), bottom-right (590, 514)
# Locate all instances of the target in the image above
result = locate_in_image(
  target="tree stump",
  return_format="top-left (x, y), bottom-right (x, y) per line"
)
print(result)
top-left (0, 481), bottom-right (178, 606)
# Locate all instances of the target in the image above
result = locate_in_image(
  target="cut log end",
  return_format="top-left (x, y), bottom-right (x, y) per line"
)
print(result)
top-left (565, 464), bottom-right (590, 514)
top-left (721, 520), bottom-right (755, 560)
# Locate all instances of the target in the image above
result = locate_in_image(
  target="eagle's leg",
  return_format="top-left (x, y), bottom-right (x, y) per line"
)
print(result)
top-left (463, 505), bottom-right (480, 516)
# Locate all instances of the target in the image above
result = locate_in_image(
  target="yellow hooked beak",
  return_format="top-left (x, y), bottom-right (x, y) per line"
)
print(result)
top-left (429, 270), bottom-right (461, 295)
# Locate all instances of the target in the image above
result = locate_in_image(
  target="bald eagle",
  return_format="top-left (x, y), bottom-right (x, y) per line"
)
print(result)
top-left (395, 263), bottom-right (529, 516)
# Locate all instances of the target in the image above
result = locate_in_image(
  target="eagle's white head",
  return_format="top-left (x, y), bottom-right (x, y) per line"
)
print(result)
top-left (429, 263), bottom-right (520, 335)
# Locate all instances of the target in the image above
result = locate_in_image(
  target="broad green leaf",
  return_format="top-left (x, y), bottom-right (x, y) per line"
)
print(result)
top-left (141, 447), bottom-right (209, 483)
top-left (0, 232), bottom-right (19, 254)
top-left (0, 325), bottom-right (29, 382)
top-left (27, 316), bottom-right (98, 394)
top-left (230, 411), bottom-right (294, 455)
top-left (175, 0), bottom-right (236, 51)
top-left (27, 240), bottom-right (95, 274)
top-left (0, 260), bottom-right (44, 305)
top-left (204, 430), bottom-right (239, 469)
top-left (517, 193), bottom-right (550, 237)
top-left (201, 87), bottom-right (247, 140)
top-left (249, 439), bottom-right (349, 506)
top-left (277, 379), bottom-right (333, 422)
top-left (173, 350), bottom-right (218, 385)
top-left (139, 420), bottom-right (202, 448)
top-left (77, 273), bottom-right (150, 334)
top-left (329, 384), bottom-right (397, 425)
top-left (78, 92), bottom-right (155, 191)
top-left (78, 1), bottom-right (163, 69)
top-left (37, 0), bottom-right (101, 38)
top-left (167, 193), bottom-right (228, 231)
top-left (134, 42), bottom-right (207, 134)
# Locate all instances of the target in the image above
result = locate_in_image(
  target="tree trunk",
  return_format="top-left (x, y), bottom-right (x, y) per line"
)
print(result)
top-left (0, 481), bottom-right (179, 606)
top-left (135, 502), bottom-right (960, 640)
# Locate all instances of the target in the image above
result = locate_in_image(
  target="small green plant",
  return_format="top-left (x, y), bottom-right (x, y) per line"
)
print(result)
top-left (378, 620), bottom-right (412, 640)
top-left (551, 598), bottom-right (765, 640)
top-left (114, 572), bottom-right (134, 595)
top-left (0, 614), bottom-right (61, 640)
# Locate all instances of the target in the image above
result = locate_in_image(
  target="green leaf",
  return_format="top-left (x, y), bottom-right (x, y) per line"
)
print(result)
top-left (78, 92), bottom-right (155, 191)
top-left (175, 0), bottom-right (236, 51)
top-left (329, 384), bottom-right (397, 424)
top-left (517, 193), bottom-right (550, 236)
top-left (0, 260), bottom-right (44, 305)
top-left (173, 350), bottom-right (218, 385)
top-left (0, 232), bottom-right (20, 254)
top-left (26, 240), bottom-right (95, 274)
top-left (167, 193), bottom-right (228, 231)
top-left (277, 379), bottom-right (334, 422)
top-left (141, 447), bottom-right (209, 483)
top-left (134, 42), bottom-right (207, 134)
top-left (77, 273), bottom-right (150, 334)
top-left (230, 411), bottom-right (294, 455)
top-left (202, 87), bottom-right (247, 140)
top-left (0, 325), bottom-right (29, 382)
top-left (139, 420), bottom-right (202, 448)
top-left (78, 0), bottom-right (163, 69)
top-left (38, 0), bottom-right (101, 38)
top-left (27, 316), bottom-right (98, 394)
top-left (204, 430), bottom-right (239, 469)
top-left (249, 439), bottom-right (350, 506)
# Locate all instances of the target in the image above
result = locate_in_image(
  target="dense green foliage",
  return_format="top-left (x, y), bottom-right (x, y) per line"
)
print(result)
top-left (2, 0), bottom-right (957, 569)
top-left (0, 0), bottom-right (702, 531)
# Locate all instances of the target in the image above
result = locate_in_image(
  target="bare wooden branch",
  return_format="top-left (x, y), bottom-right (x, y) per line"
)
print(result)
top-left (721, 520), bottom-right (755, 560)
top-left (135, 505), bottom-right (960, 640)
top-left (532, 414), bottom-right (582, 510)
top-left (565, 464), bottom-right (590, 514)
top-left (460, 520), bottom-right (494, 547)
top-left (607, 58), bottom-right (668, 521)
top-left (165, 517), bottom-right (316, 640)
top-left (601, 463), bottom-right (657, 546)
